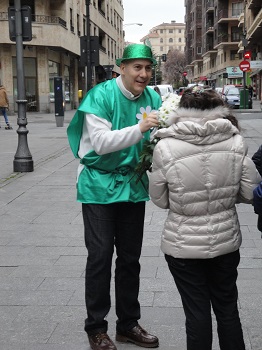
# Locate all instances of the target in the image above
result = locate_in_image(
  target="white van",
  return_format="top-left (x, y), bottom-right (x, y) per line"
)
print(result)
top-left (157, 84), bottom-right (173, 98)
top-left (148, 84), bottom-right (173, 100)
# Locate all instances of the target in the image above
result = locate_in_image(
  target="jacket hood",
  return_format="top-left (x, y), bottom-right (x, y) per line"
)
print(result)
top-left (155, 106), bottom-right (239, 145)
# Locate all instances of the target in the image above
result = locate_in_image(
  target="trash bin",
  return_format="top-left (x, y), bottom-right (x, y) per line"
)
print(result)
top-left (239, 89), bottom-right (249, 109)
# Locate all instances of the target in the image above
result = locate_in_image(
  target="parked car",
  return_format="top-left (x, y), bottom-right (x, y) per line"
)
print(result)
top-left (223, 87), bottom-right (252, 109)
top-left (215, 87), bottom-right (223, 96)
top-left (148, 84), bottom-right (174, 100)
top-left (224, 87), bottom-right (240, 108)
top-left (221, 84), bottom-right (243, 100)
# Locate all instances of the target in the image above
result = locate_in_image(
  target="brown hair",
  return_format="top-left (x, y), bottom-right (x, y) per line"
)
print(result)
top-left (180, 87), bottom-right (239, 130)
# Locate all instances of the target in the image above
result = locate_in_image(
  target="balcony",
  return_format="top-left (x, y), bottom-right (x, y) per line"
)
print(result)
top-left (0, 12), bottom-right (67, 28)
top-left (0, 12), bottom-right (81, 55)
top-left (247, 7), bottom-right (262, 40)
top-left (247, 0), bottom-right (261, 9)
top-left (33, 15), bottom-right (67, 28)
top-left (202, 43), bottom-right (217, 56)
top-left (206, 0), bottom-right (214, 12)
top-left (206, 23), bottom-right (214, 33)
top-left (218, 9), bottom-right (242, 23)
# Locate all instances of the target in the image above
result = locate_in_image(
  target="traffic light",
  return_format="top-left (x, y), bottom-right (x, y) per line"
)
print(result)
top-left (8, 6), bottom-right (32, 42)
top-left (244, 51), bottom-right (252, 60)
top-left (161, 54), bottom-right (167, 62)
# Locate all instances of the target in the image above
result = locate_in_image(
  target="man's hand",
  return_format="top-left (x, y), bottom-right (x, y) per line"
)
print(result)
top-left (139, 112), bottom-right (159, 133)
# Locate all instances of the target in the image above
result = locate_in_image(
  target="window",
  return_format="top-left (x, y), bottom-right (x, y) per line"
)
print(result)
top-left (230, 50), bottom-right (243, 60)
top-left (160, 29), bottom-right (163, 33)
top-left (70, 8), bottom-right (74, 32)
top-left (77, 14), bottom-right (80, 36)
top-left (179, 29), bottom-right (181, 33)
top-left (169, 29), bottom-right (173, 33)
top-left (179, 38), bottom-right (182, 42)
top-left (231, 26), bottom-right (241, 42)
top-left (160, 38), bottom-right (163, 43)
top-left (197, 46), bottom-right (202, 54)
top-left (83, 17), bottom-right (86, 35)
top-left (169, 38), bottom-right (173, 43)
top-left (232, 2), bottom-right (243, 17)
top-left (160, 46), bottom-right (163, 51)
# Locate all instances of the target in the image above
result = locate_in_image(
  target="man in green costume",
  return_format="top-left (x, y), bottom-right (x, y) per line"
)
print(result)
top-left (67, 44), bottom-right (161, 350)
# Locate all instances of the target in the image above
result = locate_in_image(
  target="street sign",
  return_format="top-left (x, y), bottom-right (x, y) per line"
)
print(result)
top-left (239, 60), bottom-right (250, 72)
top-left (251, 60), bottom-right (262, 69)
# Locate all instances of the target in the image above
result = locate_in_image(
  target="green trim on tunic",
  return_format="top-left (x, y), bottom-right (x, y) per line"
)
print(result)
top-left (67, 79), bottom-right (162, 204)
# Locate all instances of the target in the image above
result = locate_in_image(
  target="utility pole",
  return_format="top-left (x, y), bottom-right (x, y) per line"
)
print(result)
top-left (85, 0), bottom-right (92, 92)
top-left (242, 0), bottom-right (248, 109)
top-left (13, 0), bottom-right (33, 172)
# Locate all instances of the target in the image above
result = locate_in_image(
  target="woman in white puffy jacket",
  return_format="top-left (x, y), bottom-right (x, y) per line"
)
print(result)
top-left (149, 87), bottom-right (261, 350)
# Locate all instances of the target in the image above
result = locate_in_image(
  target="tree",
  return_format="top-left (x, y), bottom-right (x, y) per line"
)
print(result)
top-left (162, 49), bottom-right (187, 87)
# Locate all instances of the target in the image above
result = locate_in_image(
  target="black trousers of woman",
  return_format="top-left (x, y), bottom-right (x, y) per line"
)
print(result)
top-left (82, 201), bottom-right (145, 335)
top-left (165, 250), bottom-right (245, 350)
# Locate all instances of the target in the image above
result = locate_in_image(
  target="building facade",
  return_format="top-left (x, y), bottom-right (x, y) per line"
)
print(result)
top-left (185, 0), bottom-right (262, 99)
top-left (0, 0), bottom-right (124, 113)
top-left (140, 21), bottom-right (185, 57)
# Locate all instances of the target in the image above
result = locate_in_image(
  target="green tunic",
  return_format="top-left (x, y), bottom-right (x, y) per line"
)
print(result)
top-left (67, 79), bottom-right (162, 204)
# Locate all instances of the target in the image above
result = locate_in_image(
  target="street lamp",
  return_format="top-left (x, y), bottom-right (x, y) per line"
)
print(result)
top-left (13, 0), bottom-right (33, 172)
top-left (123, 23), bottom-right (143, 45)
top-left (123, 23), bottom-right (143, 27)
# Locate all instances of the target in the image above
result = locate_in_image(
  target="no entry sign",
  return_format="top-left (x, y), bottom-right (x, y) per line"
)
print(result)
top-left (239, 60), bottom-right (250, 72)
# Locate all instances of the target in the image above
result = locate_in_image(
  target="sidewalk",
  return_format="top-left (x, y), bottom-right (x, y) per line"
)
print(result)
top-left (0, 108), bottom-right (262, 349)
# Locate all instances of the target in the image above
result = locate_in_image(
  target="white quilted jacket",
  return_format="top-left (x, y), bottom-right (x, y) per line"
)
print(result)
top-left (149, 106), bottom-right (261, 259)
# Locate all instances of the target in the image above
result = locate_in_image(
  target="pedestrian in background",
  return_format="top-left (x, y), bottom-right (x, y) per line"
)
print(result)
top-left (149, 87), bottom-right (261, 350)
top-left (252, 145), bottom-right (262, 233)
top-left (248, 84), bottom-right (253, 98)
top-left (67, 44), bottom-right (161, 350)
top-left (0, 84), bottom-right (12, 130)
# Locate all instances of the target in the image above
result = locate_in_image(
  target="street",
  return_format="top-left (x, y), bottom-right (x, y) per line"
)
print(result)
top-left (0, 103), bottom-right (262, 349)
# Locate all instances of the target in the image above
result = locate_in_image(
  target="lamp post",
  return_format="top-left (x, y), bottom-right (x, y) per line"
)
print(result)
top-left (123, 23), bottom-right (143, 27)
top-left (242, 0), bottom-right (248, 109)
top-left (123, 23), bottom-right (143, 46)
top-left (13, 0), bottom-right (33, 172)
top-left (85, 0), bottom-right (92, 92)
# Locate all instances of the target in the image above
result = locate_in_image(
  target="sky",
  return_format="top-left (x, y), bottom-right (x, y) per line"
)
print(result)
top-left (123, 0), bottom-right (186, 44)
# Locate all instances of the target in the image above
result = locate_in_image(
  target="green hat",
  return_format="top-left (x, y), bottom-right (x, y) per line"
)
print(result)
top-left (116, 44), bottom-right (157, 67)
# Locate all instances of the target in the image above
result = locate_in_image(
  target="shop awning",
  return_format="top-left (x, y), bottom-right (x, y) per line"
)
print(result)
top-left (249, 68), bottom-right (262, 77)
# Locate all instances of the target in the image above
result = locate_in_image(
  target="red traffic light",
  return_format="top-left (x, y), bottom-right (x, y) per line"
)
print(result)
top-left (182, 72), bottom-right (187, 76)
top-left (244, 51), bottom-right (251, 60)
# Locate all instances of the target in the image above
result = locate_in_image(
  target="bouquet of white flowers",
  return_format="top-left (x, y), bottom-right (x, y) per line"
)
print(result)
top-left (132, 93), bottom-right (181, 183)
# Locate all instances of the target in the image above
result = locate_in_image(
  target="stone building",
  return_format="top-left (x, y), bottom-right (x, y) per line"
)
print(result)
top-left (185, 0), bottom-right (262, 98)
top-left (0, 0), bottom-right (124, 113)
top-left (140, 21), bottom-right (185, 57)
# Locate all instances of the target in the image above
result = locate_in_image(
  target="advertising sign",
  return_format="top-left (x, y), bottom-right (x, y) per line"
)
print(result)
top-left (250, 61), bottom-right (262, 69)
top-left (226, 66), bottom-right (243, 78)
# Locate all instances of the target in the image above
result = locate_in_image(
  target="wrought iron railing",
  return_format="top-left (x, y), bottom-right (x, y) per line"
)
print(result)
top-left (0, 12), bottom-right (67, 28)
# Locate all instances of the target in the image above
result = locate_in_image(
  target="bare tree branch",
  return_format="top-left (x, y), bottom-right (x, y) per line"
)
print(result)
top-left (162, 49), bottom-right (187, 87)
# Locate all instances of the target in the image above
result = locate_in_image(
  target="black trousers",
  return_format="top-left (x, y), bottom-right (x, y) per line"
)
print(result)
top-left (165, 250), bottom-right (245, 350)
top-left (82, 202), bottom-right (145, 335)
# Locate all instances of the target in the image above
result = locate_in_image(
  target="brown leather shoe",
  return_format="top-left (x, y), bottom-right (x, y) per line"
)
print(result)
top-left (88, 332), bottom-right (117, 350)
top-left (116, 324), bottom-right (159, 348)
